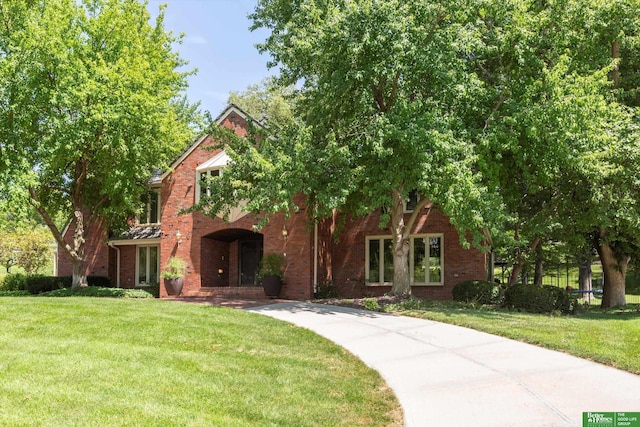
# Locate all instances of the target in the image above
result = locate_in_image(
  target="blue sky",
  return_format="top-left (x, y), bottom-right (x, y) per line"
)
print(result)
top-left (147, 0), bottom-right (275, 116)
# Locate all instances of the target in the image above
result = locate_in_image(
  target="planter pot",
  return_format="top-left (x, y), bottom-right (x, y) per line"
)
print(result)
top-left (262, 275), bottom-right (282, 298)
top-left (164, 277), bottom-right (184, 296)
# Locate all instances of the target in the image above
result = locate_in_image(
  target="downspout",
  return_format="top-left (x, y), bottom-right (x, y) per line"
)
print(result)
top-left (313, 221), bottom-right (318, 294)
top-left (52, 242), bottom-right (58, 276)
top-left (108, 243), bottom-right (121, 288)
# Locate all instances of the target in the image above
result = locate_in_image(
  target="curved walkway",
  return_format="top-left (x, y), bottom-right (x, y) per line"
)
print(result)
top-left (247, 302), bottom-right (640, 427)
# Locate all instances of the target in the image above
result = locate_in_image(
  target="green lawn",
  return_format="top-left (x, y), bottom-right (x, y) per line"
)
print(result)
top-left (0, 298), bottom-right (401, 426)
top-left (380, 299), bottom-right (640, 374)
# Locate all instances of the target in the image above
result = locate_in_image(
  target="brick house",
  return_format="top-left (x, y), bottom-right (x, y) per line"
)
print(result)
top-left (57, 104), bottom-right (488, 299)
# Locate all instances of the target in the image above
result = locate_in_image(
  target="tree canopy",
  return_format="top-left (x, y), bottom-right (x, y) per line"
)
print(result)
top-left (0, 0), bottom-right (198, 286)
top-left (475, 0), bottom-right (640, 306)
top-left (204, 0), bottom-right (502, 296)
top-left (198, 0), bottom-right (640, 306)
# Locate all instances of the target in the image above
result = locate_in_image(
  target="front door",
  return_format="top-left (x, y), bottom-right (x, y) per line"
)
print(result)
top-left (239, 240), bottom-right (262, 286)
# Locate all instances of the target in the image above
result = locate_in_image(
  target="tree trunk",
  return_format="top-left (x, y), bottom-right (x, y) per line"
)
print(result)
top-left (71, 209), bottom-right (88, 288)
top-left (533, 243), bottom-right (543, 285)
top-left (596, 238), bottom-right (627, 308)
top-left (578, 258), bottom-right (592, 295)
top-left (389, 190), bottom-right (411, 297)
top-left (508, 262), bottom-right (522, 285)
top-left (611, 40), bottom-right (620, 89)
top-left (508, 235), bottom-right (541, 285)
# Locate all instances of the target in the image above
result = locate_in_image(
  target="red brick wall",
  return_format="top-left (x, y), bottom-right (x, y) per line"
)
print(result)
top-left (329, 209), bottom-right (487, 299)
top-left (57, 217), bottom-right (111, 281)
top-left (118, 245), bottom-right (137, 289)
top-left (158, 112), bottom-right (314, 299)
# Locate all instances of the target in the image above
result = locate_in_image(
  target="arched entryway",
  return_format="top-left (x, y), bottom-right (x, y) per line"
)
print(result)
top-left (201, 229), bottom-right (263, 287)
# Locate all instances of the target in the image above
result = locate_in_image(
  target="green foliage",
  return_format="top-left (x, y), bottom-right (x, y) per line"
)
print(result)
top-left (504, 284), bottom-right (576, 314)
top-left (161, 257), bottom-right (187, 279)
top-left (474, 0), bottom-right (640, 306)
top-left (196, 0), bottom-right (508, 296)
top-left (40, 287), bottom-right (154, 298)
top-left (0, 0), bottom-right (198, 284)
top-left (227, 76), bottom-right (297, 132)
top-left (0, 275), bottom-right (111, 294)
top-left (626, 269), bottom-right (640, 295)
top-left (257, 253), bottom-right (286, 281)
top-left (314, 282), bottom-right (339, 299)
top-left (250, 0), bottom-right (500, 238)
top-left (452, 280), bottom-right (505, 305)
top-left (363, 298), bottom-right (380, 311)
top-left (22, 276), bottom-right (71, 294)
top-left (0, 273), bottom-right (28, 291)
top-left (384, 297), bottom-right (428, 311)
top-left (0, 227), bottom-right (53, 275)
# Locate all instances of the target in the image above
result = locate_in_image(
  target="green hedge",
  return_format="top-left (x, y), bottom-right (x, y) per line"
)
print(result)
top-left (41, 287), bottom-right (154, 298)
top-left (452, 280), bottom-right (504, 305)
top-left (0, 273), bottom-right (28, 291)
top-left (503, 283), bottom-right (576, 314)
top-left (0, 275), bottom-right (112, 294)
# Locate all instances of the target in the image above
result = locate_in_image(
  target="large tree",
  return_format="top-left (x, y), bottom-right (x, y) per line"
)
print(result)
top-left (477, 0), bottom-right (640, 307)
top-left (0, 0), bottom-right (196, 287)
top-left (208, 0), bottom-right (501, 297)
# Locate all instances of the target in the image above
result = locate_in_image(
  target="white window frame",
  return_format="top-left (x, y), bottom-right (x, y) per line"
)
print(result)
top-left (365, 234), bottom-right (443, 286)
top-left (136, 245), bottom-right (159, 287)
top-left (195, 151), bottom-right (230, 204)
top-left (195, 168), bottom-right (222, 203)
top-left (139, 190), bottom-right (160, 225)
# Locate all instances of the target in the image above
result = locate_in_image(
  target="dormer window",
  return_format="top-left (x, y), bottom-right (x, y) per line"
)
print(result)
top-left (195, 150), bottom-right (230, 203)
top-left (140, 190), bottom-right (160, 225)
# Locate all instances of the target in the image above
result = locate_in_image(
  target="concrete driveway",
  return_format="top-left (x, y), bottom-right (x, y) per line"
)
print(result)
top-left (247, 302), bottom-right (640, 427)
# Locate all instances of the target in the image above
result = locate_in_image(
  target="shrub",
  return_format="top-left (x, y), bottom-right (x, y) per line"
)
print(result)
top-left (1, 273), bottom-right (28, 291)
top-left (162, 257), bottom-right (187, 279)
top-left (24, 276), bottom-right (72, 294)
top-left (504, 283), bottom-right (576, 314)
top-left (87, 276), bottom-right (113, 288)
top-left (40, 287), bottom-right (155, 298)
top-left (314, 282), bottom-right (338, 299)
top-left (4, 275), bottom-right (112, 295)
top-left (363, 298), bottom-right (380, 311)
top-left (452, 280), bottom-right (504, 305)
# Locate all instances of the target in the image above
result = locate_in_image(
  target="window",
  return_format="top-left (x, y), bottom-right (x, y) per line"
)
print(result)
top-left (140, 190), bottom-right (160, 225)
top-left (195, 151), bottom-right (230, 204)
top-left (366, 234), bottom-right (443, 286)
top-left (137, 245), bottom-right (159, 286)
top-left (196, 168), bottom-right (221, 202)
top-left (404, 189), bottom-right (419, 212)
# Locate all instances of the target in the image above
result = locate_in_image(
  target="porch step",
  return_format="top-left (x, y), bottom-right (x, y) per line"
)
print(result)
top-left (183, 286), bottom-right (266, 299)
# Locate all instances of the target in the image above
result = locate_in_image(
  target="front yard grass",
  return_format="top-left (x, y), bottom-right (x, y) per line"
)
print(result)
top-left (0, 298), bottom-right (401, 426)
top-left (376, 299), bottom-right (640, 375)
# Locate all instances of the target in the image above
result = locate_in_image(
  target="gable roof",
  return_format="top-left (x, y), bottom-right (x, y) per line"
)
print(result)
top-left (151, 104), bottom-right (261, 184)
